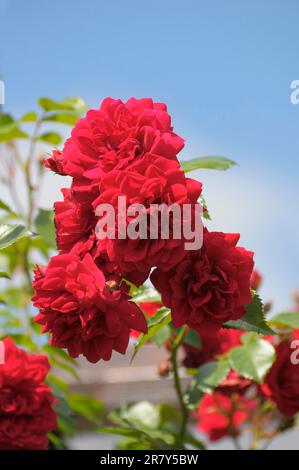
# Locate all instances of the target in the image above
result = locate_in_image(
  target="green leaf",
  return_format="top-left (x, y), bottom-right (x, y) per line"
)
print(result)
top-left (131, 308), bottom-right (171, 361)
top-left (36, 132), bottom-right (62, 145)
top-left (97, 427), bottom-right (143, 438)
top-left (43, 113), bottom-right (80, 126)
top-left (38, 96), bottom-right (87, 114)
top-left (99, 425), bottom-right (174, 446)
top-left (184, 361), bottom-right (230, 410)
top-left (269, 312), bottom-right (299, 329)
top-left (151, 325), bottom-right (171, 346)
top-left (229, 333), bottom-right (276, 384)
top-left (0, 224), bottom-right (32, 250)
top-left (47, 432), bottom-right (65, 449)
top-left (0, 114), bottom-right (28, 141)
top-left (199, 195), bottom-right (211, 220)
top-left (34, 209), bottom-right (56, 248)
top-left (183, 329), bottom-right (202, 349)
top-left (184, 433), bottom-right (206, 450)
top-left (0, 272), bottom-right (10, 279)
top-left (67, 393), bottom-right (103, 424)
top-left (181, 156), bottom-right (237, 173)
top-left (224, 292), bottom-right (275, 335)
top-left (0, 200), bottom-right (16, 216)
top-left (104, 401), bottom-right (176, 447)
top-left (132, 287), bottom-right (161, 304)
top-left (20, 111), bottom-right (38, 123)
top-left (42, 344), bottom-right (77, 366)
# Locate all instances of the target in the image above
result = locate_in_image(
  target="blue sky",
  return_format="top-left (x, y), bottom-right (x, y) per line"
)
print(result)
top-left (1, 0), bottom-right (299, 311)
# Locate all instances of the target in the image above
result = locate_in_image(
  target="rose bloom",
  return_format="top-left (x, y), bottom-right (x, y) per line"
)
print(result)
top-left (0, 337), bottom-right (57, 450)
top-left (263, 339), bottom-right (299, 418)
top-left (32, 253), bottom-right (147, 363)
top-left (151, 230), bottom-right (254, 336)
top-left (54, 188), bottom-right (97, 252)
top-left (197, 392), bottom-right (256, 441)
top-left (183, 328), bottom-right (242, 368)
top-left (93, 154), bottom-right (202, 279)
top-left (45, 97), bottom-right (184, 180)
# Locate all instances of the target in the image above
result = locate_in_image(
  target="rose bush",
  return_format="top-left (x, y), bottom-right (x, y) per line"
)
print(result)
top-left (0, 95), bottom-right (298, 451)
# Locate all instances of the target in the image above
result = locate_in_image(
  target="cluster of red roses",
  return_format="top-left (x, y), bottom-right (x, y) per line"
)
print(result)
top-left (33, 97), bottom-right (254, 363)
top-left (0, 338), bottom-right (56, 450)
top-left (195, 331), bottom-right (299, 442)
top-left (182, 274), bottom-right (299, 442)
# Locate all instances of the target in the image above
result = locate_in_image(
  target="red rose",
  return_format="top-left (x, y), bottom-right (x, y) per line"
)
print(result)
top-left (54, 188), bottom-right (97, 252)
top-left (94, 154), bottom-right (202, 276)
top-left (183, 328), bottom-right (242, 368)
top-left (44, 150), bottom-right (66, 176)
top-left (263, 340), bottom-right (299, 417)
top-left (48, 97), bottom-right (184, 180)
top-left (197, 392), bottom-right (256, 441)
top-left (151, 230), bottom-right (254, 336)
top-left (32, 252), bottom-right (147, 363)
top-left (0, 337), bottom-right (57, 450)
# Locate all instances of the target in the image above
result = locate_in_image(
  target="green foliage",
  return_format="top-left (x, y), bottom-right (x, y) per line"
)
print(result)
top-left (198, 194), bottom-right (211, 220)
top-left (132, 308), bottom-right (171, 360)
top-left (0, 114), bottom-right (28, 142)
top-left (0, 224), bottom-right (33, 250)
top-left (131, 286), bottom-right (161, 304)
top-left (183, 329), bottom-right (202, 349)
top-left (43, 113), bottom-right (80, 126)
top-left (269, 312), bottom-right (299, 329)
top-left (184, 361), bottom-right (231, 410)
top-left (20, 111), bottom-right (38, 123)
top-left (98, 401), bottom-right (191, 450)
top-left (0, 200), bottom-right (17, 216)
top-left (34, 208), bottom-right (56, 248)
top-left (181, 156), bottom-right (236, 172)
top-left (229, 332), bottom-right (276, 384)
top-left (36, 132), bottom-right (62, 145)
top-left (224, 291), bottom-right (275, 335)
top-left (38, 96), bottom-right (87, 114)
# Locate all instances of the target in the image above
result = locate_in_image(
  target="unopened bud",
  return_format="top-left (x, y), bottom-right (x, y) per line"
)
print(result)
top-left (157, 360), bottom-right (170, 377)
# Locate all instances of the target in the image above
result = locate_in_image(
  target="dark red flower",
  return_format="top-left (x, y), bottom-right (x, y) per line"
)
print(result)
top-left (151, 230), bottom-right (254, 336)
top-left (93, 154), bottom-right (202, 277)
top-left (197, 392), bottom-right (256, 441)
top-left (263, 340), bottom-right (299, 417)
top-left (47, 98), bottom-right (184, 180)
top-left (0, 337), bottom-right (57, 450)
top-left (32, 252), bottom-right (147, 363)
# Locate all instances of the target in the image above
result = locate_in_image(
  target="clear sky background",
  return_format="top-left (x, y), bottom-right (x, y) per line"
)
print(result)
top-left (1, 0), bottom-right (299, 311)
